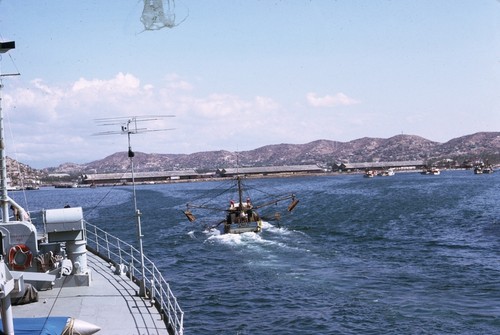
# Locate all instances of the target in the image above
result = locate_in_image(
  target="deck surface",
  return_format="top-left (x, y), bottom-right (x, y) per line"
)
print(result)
top-left (9, 252), bottom-right (168, 335)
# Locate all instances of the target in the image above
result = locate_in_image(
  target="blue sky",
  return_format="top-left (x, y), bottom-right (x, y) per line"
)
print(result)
top-left (0, 0), bottom-right (499, 168)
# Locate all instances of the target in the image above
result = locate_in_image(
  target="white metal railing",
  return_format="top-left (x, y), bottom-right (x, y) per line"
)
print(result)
top-left (84, 221), bottom-right (184, 335)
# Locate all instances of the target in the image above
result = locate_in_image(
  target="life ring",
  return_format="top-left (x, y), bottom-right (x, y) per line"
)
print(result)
top-left (8, 244), bottom-right (33, 270)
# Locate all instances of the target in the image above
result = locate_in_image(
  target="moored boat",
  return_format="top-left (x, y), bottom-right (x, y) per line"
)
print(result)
top-left (421, 166), bottom-right (440, 175)
top-left (364, 170), bottom-right (376, 178)
top-left (473, 160), bottom-right (494, 174)
top-left (378, 168), bottom-right (395, 177)
top-left (482, 166), bottom-right (494, 174)
top-left (53, 182), bottom-right (78, 188)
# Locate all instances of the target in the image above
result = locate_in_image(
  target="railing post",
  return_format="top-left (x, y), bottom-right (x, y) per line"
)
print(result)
top-left (117, 239), bottom-right (123, 265)
top-left (150, 277), bottom-right (155, 305)
top-left (94, 225), bottom-right (100, 253)
top-left (130, 245), bottom-right (134, 280)
top-left (105, 233), bottom-right (111, 259)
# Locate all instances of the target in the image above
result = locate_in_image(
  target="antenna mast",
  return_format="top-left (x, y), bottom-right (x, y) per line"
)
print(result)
top-left (0, 40), bottom-right (19, 335)
top-left (95, 115), bottom-right (174, 297)
top-left (0, 41), bottom-right (20, 224)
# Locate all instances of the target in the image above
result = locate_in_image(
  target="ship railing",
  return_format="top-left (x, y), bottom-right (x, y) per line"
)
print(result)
top-left (83, 221), bottom-right (184, 335)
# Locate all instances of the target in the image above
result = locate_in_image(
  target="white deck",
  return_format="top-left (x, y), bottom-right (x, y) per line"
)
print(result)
top-left (10, 252), bottom-right (169, 335)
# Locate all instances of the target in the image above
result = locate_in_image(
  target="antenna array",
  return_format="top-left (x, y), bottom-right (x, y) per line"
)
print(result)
top-left (94, 115), bottom-right (175, 157)
top-left (93, 114), bottom-right (174, 297)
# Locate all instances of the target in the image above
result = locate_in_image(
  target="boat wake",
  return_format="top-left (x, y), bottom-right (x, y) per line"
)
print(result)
top-left (261, 221), bottom-right (293, 235)
top-left (202, 220), bottom-right (308, 258)
top-left (204, 229), bottom-right (263, 245)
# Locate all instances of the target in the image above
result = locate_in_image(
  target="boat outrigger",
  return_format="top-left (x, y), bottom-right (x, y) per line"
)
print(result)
top-left (183, 176), bottom-right (299, 234)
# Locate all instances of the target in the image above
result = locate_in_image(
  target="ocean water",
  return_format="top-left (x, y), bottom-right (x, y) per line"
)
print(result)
top-left (12, 170), bottom-right (500, 334)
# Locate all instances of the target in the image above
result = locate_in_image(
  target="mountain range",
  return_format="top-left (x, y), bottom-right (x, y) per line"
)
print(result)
top-left (38, 132), bottom-right (499, 176)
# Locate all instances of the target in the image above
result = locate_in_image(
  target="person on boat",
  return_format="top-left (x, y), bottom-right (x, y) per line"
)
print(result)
top-left (229, 200), bottom-right (235, 210)
top-left (245, 207), bottom-right (254, 223)
top-left (246, 198), bottom-right (252, 209)
top-left (245, 209), bottom-right (259, 223)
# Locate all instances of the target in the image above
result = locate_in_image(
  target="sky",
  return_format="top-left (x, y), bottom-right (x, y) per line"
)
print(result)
top-left (0, 0), bottom-right (499, 168)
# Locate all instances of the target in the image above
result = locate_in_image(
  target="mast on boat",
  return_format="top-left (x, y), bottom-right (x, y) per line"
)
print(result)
top-left (0, 75), bottom-right (9, 223)
top-left (125, 119), bottom-right (147, 297)
top-left (0, 39), bottom-right (18, 335)
top-left (0, 40), bottom-right (23, 224)
top-left (94, 115), bottom-right (174, 297)
top-left (237, 176), bottom-right (243, 211)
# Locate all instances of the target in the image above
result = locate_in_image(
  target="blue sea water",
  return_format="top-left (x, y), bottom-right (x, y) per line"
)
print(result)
top-left (12, 170), bottom-right (500, 334)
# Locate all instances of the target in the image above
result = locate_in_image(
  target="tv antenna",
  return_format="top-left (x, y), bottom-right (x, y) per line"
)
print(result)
top-left (94, 115), bottom-right (174, 296)
top-left (94, 115), bottom-right (175, 158)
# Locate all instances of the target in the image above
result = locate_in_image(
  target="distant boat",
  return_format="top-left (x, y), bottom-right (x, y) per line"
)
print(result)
top-left (54, 182), bottom-right (78, 188)
top-left (378, 168), bottom-right (395, 177)
top-left (421, 167), bottom-right (440, 175)
top-left (364, 170), bottom-right (376, 178)
top-left (483, 166), bottom-right (494, 174)
top-left (184, 176), bottom-right (299, 234)
top-left (473, 160), bottom-right (494, 174)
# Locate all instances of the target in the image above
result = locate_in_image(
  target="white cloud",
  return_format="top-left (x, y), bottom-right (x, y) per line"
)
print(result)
top-left (6, 72), bottom-right (428, 168)
top-left (3, 81), bottom-right (62, 125)
top-left (306, 92), bottom-right (360, 108)
top-left (193, 93), bottom-right (251, 118)
top-left (72, 72), bottom-right (141, 93)
top-left (254, 96), bottom-right (280, 110)
top-left (3, 73), bottom-right (289, 167)
top-left (164, 74), bottom-right (193, 91)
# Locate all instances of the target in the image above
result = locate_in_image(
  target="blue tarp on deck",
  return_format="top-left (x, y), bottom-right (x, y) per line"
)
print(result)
top-left (0, 317), bottom-right (68, 335)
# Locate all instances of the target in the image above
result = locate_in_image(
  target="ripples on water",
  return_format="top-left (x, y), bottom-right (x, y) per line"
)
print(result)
top-left (12, 170), bottom-right (500, 334)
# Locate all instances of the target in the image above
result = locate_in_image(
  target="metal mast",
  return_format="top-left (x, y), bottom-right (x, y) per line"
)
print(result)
top-left (0, 41), bottom-right (18, 224)
top-left (124, 118), bottom-right (147, 297)
top-left (94, 115), bottom-right (174, 297)
top-left (0, 39), bottom-right (17, 335)
top-left (0, 75), bottom-right (9, 223)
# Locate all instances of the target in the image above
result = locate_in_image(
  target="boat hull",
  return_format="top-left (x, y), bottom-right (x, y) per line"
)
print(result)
top-left (223, 220), bottom-right (262, 234)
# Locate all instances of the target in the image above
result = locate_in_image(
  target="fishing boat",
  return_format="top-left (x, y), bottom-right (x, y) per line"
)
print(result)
top-left (0, 41), bottom-right (183, 334)
top-left (183, 176), bottom-right (299, 234)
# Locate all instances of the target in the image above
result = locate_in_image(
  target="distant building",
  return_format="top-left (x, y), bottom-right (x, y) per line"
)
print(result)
top-left (333, 161), bottom-right (426, 172)
top-left (81, 169), bottom-right (200, 185)
top-left (48, 173), bottom-right (71, 178)
top-left (217, 165), bottom-right (325, 177)
top-left (81, 165), bottom-right (324, 185)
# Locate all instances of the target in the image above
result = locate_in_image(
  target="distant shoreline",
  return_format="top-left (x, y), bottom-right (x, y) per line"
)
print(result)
top-left (31, 167), bottom-right (494, 189)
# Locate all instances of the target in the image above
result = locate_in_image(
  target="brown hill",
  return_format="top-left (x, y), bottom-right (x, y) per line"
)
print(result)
top-left (37, 131), bottom-right (499, 175)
